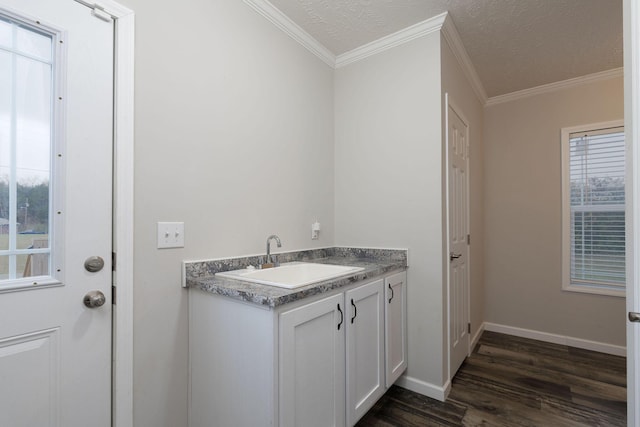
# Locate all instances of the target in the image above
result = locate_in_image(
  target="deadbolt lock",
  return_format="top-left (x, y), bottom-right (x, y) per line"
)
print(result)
top-left (84, 256), bottom-right (105, 273)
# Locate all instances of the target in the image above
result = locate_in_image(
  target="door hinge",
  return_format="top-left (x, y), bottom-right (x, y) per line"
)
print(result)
top-left (467, 234), bottom-right (471, 245)
top-left (112, 285), bottom-right (116, 305)
top-left (468, 323), bottom-right (471, 334)
top-left (112, 252), bottom-right (116, 271)
top-left (75, 0), bottom-right (113, 22)
top-left (91, 4), bottom-right (112, 21)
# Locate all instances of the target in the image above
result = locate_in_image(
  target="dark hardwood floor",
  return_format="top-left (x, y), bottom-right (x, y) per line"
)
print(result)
top-left (357, 331), bottom-right (626, 426)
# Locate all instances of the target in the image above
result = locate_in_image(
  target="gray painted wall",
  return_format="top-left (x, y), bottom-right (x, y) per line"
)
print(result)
top-left (113, 1), bottom-right (622, 425)
top-left (334, 34), bottom-right (447, 388)
top-left (120, 0), bottom-right (335, 425)
top-left (484, 76), bottom-right (626, 346)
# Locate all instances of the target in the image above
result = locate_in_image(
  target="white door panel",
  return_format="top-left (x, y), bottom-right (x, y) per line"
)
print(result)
top-left (385, 271), bottom-right (407, 387)
top-left (279, 293), bottom-right (346, 427)
top-left (0, 328), bottom-right (60, 426)
top-left (628, 1), bottom-right (640, 424)
top-left (346, 279), bottom-right (385, 426)
top-left (0, 1), bottom-right (113, 426)
top-left (447, 100), bottom-right (470, 379)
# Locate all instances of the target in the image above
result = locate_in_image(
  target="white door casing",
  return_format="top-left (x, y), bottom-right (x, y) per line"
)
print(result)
top-left (0, 1), bottom-right (113, 426)
top-left (446, 95), bottom-right (470, 380)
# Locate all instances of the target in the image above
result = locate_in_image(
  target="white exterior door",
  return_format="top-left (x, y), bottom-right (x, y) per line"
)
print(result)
top-left (0, 1), bottom-right (113, 426)
top-left (447, 100), bottom-right (470, 379)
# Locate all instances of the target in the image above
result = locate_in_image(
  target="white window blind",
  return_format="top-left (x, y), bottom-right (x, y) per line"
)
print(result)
top-left (567, 125), bottom-right (625, 291)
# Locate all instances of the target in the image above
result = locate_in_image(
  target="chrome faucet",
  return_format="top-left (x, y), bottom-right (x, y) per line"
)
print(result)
top-left (265, 234), bottom-right (282, 267)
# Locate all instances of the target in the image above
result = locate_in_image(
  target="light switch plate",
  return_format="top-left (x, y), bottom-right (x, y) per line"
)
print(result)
top-left (157, 222), bottom-right (184, 249)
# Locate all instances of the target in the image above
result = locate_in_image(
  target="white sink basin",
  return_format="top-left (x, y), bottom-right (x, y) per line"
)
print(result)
top-left (216, 262), bottom-right (364, 289)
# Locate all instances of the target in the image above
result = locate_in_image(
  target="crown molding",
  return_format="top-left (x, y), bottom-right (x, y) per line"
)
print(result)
top-left (441, 14), bottom-right (488, 104)
top-left (335, 12), bottom-right (448, 68)
top-left (243, 0), bottom-right (336, 68)
top-left (243, 1), bottom-right (490, 102)
top-left (486, 67), bottom-right (624, 106)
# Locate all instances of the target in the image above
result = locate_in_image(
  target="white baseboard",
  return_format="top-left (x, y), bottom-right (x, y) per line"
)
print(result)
top-left (470, 323), bottom-right (485, 351)
top-left (483, 322), bottom-right (626, 357)
top-left (395, 322), bottom-right (623, 405)
top-left (395, 375), bottom-right (450, 402)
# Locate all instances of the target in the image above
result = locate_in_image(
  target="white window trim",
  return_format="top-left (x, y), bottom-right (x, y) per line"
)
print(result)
top-left (561, 119), bottom-right (625, 297)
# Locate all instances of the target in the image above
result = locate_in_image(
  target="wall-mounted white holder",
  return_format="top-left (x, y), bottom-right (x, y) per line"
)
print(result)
top-left (311, 221), bottom-right (321, 240)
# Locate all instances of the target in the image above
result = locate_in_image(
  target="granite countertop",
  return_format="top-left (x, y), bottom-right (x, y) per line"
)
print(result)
top-left (184, 247), bottom-right (407, 308)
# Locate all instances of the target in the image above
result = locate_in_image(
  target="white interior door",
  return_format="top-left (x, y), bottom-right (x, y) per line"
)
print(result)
top-left (627, 1), bottom-right (640, 425)
top-left (0, 1), bottom-right (113, 426)
top-left (447, 99), bottom-right (470, 379)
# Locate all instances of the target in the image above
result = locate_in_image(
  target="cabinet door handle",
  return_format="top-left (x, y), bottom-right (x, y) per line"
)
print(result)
top-left (388, 283), bottom-right (394, 304)
top-left (351, 298), bottom-right (357, 324)
top-left (337, 303), bottom-right (343, 330)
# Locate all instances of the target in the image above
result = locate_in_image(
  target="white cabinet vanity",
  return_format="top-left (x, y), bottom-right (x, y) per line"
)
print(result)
top-left (189, 269), bottom-right (407, 427)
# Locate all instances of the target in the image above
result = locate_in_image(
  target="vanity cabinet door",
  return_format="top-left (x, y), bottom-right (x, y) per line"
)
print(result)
top-left (385, 271), bottom-right (407, 387)
top-left (345, 279), bottom-right (385, 426)
top-left (279, 293), bottom-right (346, 427)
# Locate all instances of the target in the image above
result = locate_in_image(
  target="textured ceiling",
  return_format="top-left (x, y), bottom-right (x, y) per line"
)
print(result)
top-left (267, 0), bottom-right (623, 97)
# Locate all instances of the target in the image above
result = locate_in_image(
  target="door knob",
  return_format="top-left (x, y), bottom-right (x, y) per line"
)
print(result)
top-left (450, 252), bottom-right (462, 261)
top-left (84, 290), bottom-right (106, 308)
top-left (629, 312), bottom-right (640, 322)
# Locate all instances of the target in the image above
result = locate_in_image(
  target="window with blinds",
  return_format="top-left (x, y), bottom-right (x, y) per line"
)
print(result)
top-left (561, 122), bottom-right (625, 296)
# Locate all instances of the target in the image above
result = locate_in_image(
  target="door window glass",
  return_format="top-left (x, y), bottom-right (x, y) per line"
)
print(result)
top-left (0, 16), bottom-right (54, 283)
top-left (0, 19), bottom-right (10, 48)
